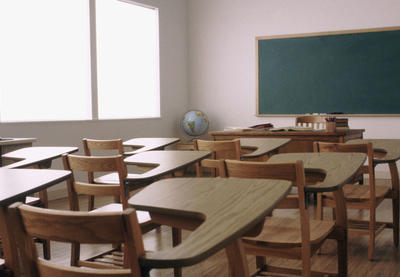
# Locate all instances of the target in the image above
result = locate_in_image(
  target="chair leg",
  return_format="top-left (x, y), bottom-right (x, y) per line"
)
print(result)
top-left (316, 193), bottom-right (323, 254)
top-left (88, 195), bottom-right (95, 211)
top-left (337, 231), bottom-right (348, 277)
top-left (42, 239), bottom-right (51, 260)
top-left (389, 162), bottom-right (399, 247)
top-left (172, 228), bottom-right (182, 277)
top-left (255, 256), bottom-right (266, 270)
top-left (393, 195), bottom-right (399, 247)
top-left (368, 208), bottom-right (376, 261)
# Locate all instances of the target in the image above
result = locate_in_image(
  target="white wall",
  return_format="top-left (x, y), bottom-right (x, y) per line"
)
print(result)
top-left (0, 0), bottom-right (189, 149)
top-left (187, 0), bottom-right (400, 139)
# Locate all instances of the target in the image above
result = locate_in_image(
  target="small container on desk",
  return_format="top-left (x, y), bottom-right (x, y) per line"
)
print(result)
top-left (325, 117), bottom-right (336, 132)
top-left (326, 122), bottom-right (336, 132)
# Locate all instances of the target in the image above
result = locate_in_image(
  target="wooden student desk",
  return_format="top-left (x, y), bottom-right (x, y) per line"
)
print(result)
top-left (2, 146), bottom-right (78, 169)
top-left (0, 168), bottom-right (71, 277)
top-left (347, 139), bottom-right (400, 246)
top-left (177, 138), bottom-right (291, 161)
top-left (128, 177), bottom-right (292, 276)
top-left (268, 152), bottom-right (367, 276)
top-left (123, 137), bottom-right (180, 155)
top-left (94, 150), bottom-right (211, 188)
top-left (210, 129), bottom-right (364, 153)
top-left (0, 138), bottom-right (37, 166)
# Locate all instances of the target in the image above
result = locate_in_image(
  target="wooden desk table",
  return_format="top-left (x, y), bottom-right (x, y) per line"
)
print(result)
top-left (347, 139), bottom-right (400, 245)
top-left (128, 177), bottom-right (292, 276)
top-left (95, 150), bottom-right (211, 189)
top-left (123, 137), bottom-right (180, 155)
top-left (267, 152), bottom-right (367, 276)
top-left (0, 168), bottom-right (71, 277)
top-left (210, 129), bottom-right (364, 153)
top-left (177, 138), bottom-right (290, 161)
top-left (239, 138), bottom-right (290, 160)
top-left (0, 138), bottom-right (37, 166)
top-left (2, 146), bottom-right (78, 169)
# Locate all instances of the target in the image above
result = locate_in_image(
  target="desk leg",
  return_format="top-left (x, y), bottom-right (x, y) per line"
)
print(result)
top-left (225, 238), bottom-right (250, 277)
top-left (172, 228), bottom-right (182, 277)
top-left (389, 162), bottom-right (399, 247)
top-left (0, 206), bottom-right (21, 277)
top-left (333, 188), bottom-right (347, 277)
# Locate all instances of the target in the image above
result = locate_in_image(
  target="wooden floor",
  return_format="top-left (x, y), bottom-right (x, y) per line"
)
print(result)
top-left (44, 179), bottom-right (400, 277)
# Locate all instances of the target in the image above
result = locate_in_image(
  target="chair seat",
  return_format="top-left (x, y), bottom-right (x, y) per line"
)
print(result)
top-left (90, 203), bottom-right (152, 224)
top-left (243, 217), bottom-right (335, 247)
top-left (324, 184), bottom-right (391, 201)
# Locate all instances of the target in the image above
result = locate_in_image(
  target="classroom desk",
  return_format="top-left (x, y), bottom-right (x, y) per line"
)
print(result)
top-left (177, 138), bottom-right (290, 161)
top-left (128, 177), bottom-right (292, 276)
top-left (0, 168), bottom-right (71, 277)
top-left (346, 139), bottom-right (400, 246)
top-left (267, 152), bottom-right (367, 276)
top-left (123, 137), bottom-right (180, 155)
top-left (95, 150), bottom-right (211, 189)
top-left (238, 138), bottom-right (290, 160)
top-left (0, 138), bottom-right (37, 166)
top-left (2, 146), bottom-right (78, 169)
top-left (209, 129), bottom-right (364, 153)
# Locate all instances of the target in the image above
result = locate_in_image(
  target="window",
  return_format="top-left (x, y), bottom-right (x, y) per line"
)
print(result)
top-left (0, 0), bottom-right (160, 122)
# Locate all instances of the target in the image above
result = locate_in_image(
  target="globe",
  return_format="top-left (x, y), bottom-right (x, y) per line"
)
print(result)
top-left (182, 110), bottom-right (209, 137)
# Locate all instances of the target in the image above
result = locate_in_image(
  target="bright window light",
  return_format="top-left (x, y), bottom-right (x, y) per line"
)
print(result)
top-left (96, 1), bottom-right (160, 119)
top-left (0, 0), bottom-right (92, 122)
top-left (0, 0), bottom-right (160, 122)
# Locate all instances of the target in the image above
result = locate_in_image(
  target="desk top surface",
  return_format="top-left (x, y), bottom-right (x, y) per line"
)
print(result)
top-left (96, 150), bottom-right (211, 184)
top-left (268, 152), bottom-right (366, 192)
top-left (210, 128), bottom-right (365, 137)
top-left (347, 139), bottom-right (400, 163)
top-left (123, 137), bottom-right (180, 155)
top-left (239, 138), bottom-right (290, 158)
top-left (0, 138), bottom-right (37, 146)
top-left (129, 177), bottom-right (291, 268)
top-left (0, 168), bottom-right (71, 205)
top-left (2, 146), bottom-right (78, 169)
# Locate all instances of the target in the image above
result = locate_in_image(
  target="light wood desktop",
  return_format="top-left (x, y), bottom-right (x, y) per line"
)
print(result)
top-left (178, 138), bottom-right (290, 161)
top-left (0, 138), bottom-right (36, 166)
top-left (123, 137), bottom-right (180, 155)
top-left (2, 146), bottom-right (78, 169)
top-left (94, 150), bottom-right (211, 188)
top-left (210, 129), bottom-right (364, 153)
top-left (267, 152), bottom-right (367, 276)
top-left (0, 168), bottom-right (71, 277)
top-left (128, 177), bottom-right (292, 276)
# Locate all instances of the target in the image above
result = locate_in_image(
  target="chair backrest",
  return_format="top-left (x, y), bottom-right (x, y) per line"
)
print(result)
top-left (193, 139), bottom-right (241, 177)
top-left (9, 203), bottom-right (144, 277)
top-left (83, 138), bottom-right (124, 156)
top-left (62, 154), bottom-right (128, 210)
top-left (313, 141), bottom-right (375, 198)
top-left (295, 115), bottom-right (326, 129)
top-left (221, 159), bottom-right (311, 247)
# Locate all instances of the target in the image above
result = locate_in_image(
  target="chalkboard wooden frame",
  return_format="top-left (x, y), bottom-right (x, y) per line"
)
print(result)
top-left (256, 26), bottom-right (400, 116)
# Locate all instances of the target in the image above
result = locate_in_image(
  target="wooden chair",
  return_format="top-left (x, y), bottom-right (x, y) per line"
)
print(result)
top-left (62, 154), bottom-right (158, 267)
top-left (295, 115), bottom-right (326, 129)
top-left (193, 139), bottom-right (241, 177)
top-left (83, 138), bottom-right (181, 277)
top-left (9, 202), bottom-right (148, 277)
top-left (82, 138), bottom-right (125, 210)
top-left (219, 159), bottom-right (343, 277)
top-left (314, 142), bottom-right (395, 260)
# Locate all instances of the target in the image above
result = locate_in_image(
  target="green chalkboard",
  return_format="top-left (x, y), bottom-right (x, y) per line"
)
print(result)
top-left (257, 27), bottom-right (400, 116)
